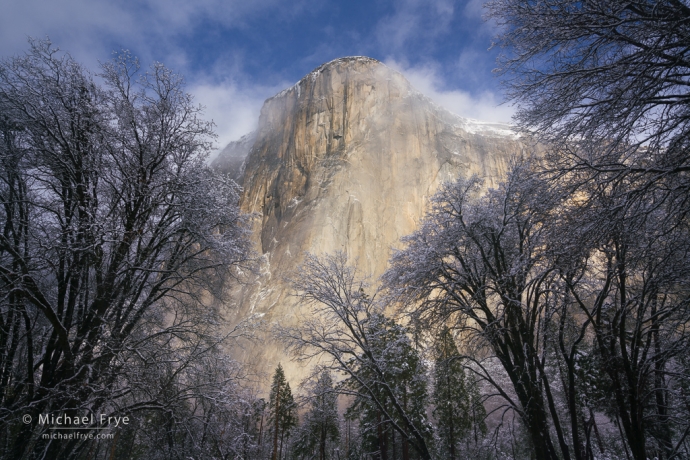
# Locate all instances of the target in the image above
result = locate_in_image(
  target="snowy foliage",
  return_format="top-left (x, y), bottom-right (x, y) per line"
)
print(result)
top-left (431, 327), bottom-right (486, 459)
top-left (488, 0), bottom-right (690, 173)
top-left (279, 252), bottom-right (434, 459)
top-left (0, 40), bottom-right (255, 459)
top-left (291, 370), bottom-right (340, 460)
top-left (384, 151), bottom-right (690, 459)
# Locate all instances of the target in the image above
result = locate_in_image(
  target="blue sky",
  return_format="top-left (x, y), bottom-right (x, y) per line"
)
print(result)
top-left (1, 0), bottom-right (513, 153)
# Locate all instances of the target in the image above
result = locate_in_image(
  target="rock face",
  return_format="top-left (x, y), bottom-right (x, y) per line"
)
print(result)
top-left (212, 130), bottom-right (256, 181)
top-left (228, 57), bottom-right (526, 375)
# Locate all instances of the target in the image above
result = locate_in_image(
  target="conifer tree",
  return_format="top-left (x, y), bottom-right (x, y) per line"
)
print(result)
top-left (467, 370), bottom-right (487, 446)
top-left (292, 371), bottom-right (340, 460)
top-left (269, 364), bottom-right (288, 460)
top-left (283, 253), bottom-right (434, 459)
top-left (433, 327), bottom-right (470, 459)
top-left (278, 382), bottom-right (297, 459)
top-left (348, 313), bottom-right (432, 459)
top-left (432, 327), bottom-right (487, 458)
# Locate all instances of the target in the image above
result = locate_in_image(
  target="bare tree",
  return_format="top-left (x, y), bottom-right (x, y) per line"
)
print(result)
top-left (0, 40), bottom-right (252, 459)
top-left (488, 0), bottom-right (690, 178)
top-left (279, 252), bottom-right (434, 460)
top-left (483, 4), bottom-right (690, 456)
top-left (546, 164), bottom-right (690, 460)
top-left (384, 164), bottom-right (575, 460)
top-left (385, 155), bottom-right (690, 459)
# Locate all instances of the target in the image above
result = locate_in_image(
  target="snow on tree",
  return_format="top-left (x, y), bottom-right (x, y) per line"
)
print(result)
top-left (291, 370), bottom-right (340, 460)
top-left (344, 312), bottom-right (432, 460)
top-left (385, 152), bottom-right (690, 459)
top-left (268, 364), bottom-right (297, 460)
top-left (384, 164), bottom-right (578, 460)
top-left (432, 327), bottom-right (486, 459)
top-left (545, 164), bottom-right (690, 460)
top-left (0, 40), bottom-right (254, 459)
top-left (488, 0), bottom-right (690, 183)
top-left (485, 2), bottom-right (690, 458)
top-left (279, 252), bottom-right (434, 460)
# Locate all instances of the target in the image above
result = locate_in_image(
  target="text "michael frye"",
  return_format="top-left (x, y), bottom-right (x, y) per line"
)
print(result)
top-left (38, 413), bottom-right (129, 427)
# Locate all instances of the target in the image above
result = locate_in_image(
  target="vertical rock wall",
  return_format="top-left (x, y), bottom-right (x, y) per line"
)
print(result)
top-left (228, 57), bottom-right (526, 377)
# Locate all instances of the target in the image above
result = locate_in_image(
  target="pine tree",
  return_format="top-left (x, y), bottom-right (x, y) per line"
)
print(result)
top-left (269, 364), bottom-right (288, 460)
top-left (284, 253), bottom-right (434, 459)
top-left (432, 327), bottom-right (486, 458)
top-left (292, 371), bottom-right (340, 460)
top-left (467, 370), bottom-right (487, 446)
top-left (278, 382), bottom-right (297, 459)
top-left (348, 314), bottom-right (432, 459)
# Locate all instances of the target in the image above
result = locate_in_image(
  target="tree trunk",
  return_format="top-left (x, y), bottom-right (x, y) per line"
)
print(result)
top-left (376, 409), bottom-right (387, 460)
top-left (402, 389), bottom-right (409, 460)
top-left (259, 411), bottom-right (264, 446)
top-left (279, 426), bottom-right (285, 460)
top-left (272, 387), bottom-right (281, 460)
top-left (589, 408), bottom-right (604, 456)
top-left (320, 423), bottom-right (326, 460)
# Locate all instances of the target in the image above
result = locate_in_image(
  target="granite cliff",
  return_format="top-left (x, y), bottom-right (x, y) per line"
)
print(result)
top-left (212, 130), bottom-right (256, 182)
top-left (213, 56), bottom-right (527, 375)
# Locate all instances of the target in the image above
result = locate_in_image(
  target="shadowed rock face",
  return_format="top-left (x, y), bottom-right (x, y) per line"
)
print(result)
top-left (212, 131), bottom-right (257, 182)
top-left (227, 56), bottom-right (526, 376)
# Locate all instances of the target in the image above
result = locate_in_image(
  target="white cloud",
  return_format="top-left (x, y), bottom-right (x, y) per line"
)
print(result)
top-left (375, 0), bottom-right (455, 54)
top-left (187, 50), bottom-right (291, 158)
top-left (385, 59), bottom-right (515, 123)
top-left (0, 0), bottom-right (300, 71)
top-left (190, 77), bottom-right (289, 161)
top-left (0, 0), bottom-right (294, 160)
top-left (0, 0), bottom-right (135, 66)
top-left (1, 0), bottom-right (512, 158)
